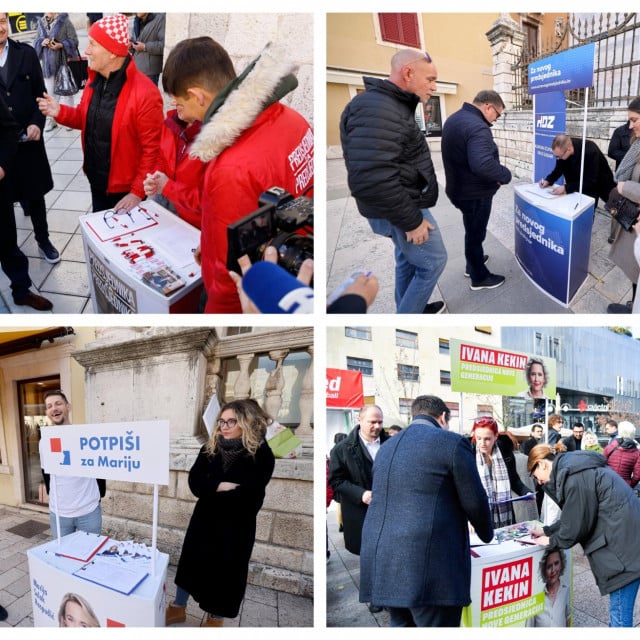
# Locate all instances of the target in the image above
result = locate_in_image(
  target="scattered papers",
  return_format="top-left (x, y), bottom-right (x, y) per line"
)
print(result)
top-left (55, 531), bottom-right (110, 562)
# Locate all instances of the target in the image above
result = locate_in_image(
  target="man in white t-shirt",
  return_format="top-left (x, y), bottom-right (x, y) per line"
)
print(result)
top-left (39, 390), bottom-right (104, 537)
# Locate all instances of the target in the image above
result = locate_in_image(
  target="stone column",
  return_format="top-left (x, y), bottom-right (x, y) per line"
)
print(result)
top-left (265, 350), bottom-right (288, 421)
top-left (234, 354), bottom-right (255, 399)
top-left (296, 346), bottom-right (314, 449)
top-left (486, 13), bottom-right (525, 110)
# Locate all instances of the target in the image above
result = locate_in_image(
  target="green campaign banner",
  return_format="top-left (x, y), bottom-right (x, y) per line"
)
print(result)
top-left (450, 339), bottom-right (556, 399)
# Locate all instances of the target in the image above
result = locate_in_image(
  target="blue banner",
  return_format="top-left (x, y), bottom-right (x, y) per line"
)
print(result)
top-left (534, 91), bottom-right (566, 182)
top-left (528, 43), bottom-right (595, 94)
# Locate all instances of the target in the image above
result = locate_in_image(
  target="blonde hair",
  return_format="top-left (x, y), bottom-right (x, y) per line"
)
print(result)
top-left (205, 399), bottom-right (271, 457)
top-left (58, 592), bottom-right (100, 627)
top-left (527, 442), bottom-right (567, 474)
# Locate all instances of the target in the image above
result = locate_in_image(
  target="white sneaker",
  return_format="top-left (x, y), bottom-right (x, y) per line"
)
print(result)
top-left (45, 119), bottom-right (58, 132)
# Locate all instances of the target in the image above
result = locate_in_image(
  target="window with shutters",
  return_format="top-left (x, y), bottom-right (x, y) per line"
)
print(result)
top-left (378, 13), bottom-right (421, 48)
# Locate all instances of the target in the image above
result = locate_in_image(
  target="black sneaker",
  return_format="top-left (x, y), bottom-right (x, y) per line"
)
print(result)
top-left (368, 604), bottom-right (383, 614)
top-left (423, 300), bottom-right (446, 314)
top-left (38, 241), bottom-right (61, 264)
top-left (607, 302), bottom-right (632, 314)
top-left (470, 274), bottom-right (505, 290)
top-left (464, 254), bottom-right (489, 277)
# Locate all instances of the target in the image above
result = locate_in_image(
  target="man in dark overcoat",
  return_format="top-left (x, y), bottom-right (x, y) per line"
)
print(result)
top-left (359, 395), bottom-right (493, 627)
top-left (0, 13), bottom-right (59, 265)
top-left (328, 405), bottom-right (388, 556)
top-left (0, 89), bottom-right (53, 310)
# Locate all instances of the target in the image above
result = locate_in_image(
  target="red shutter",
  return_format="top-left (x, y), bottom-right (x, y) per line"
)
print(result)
top-left (378, 13), bottom-right (420, 48)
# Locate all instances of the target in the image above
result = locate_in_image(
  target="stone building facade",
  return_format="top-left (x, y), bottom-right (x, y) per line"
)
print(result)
top-left (71, 327), bottom-right (313, 600)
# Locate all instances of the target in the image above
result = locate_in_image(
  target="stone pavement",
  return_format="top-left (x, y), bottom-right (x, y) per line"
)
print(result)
top-left (328, 155), bottom-right (633, 314)
top-left (0, 504), bottom-right (312, 628)
top-left (0, 28), bottom-right (93, 314)
top-left (326, 504), bottom-right (640, 627)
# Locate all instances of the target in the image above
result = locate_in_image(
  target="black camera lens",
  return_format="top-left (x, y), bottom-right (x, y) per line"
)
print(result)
top-left (271, 233), bottom-right (314, 279)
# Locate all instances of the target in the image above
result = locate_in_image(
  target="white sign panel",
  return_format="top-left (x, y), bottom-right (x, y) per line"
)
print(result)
top-left (39, 420), bottom-right (170, 485)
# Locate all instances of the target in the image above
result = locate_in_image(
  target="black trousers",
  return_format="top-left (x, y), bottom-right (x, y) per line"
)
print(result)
top-left (0, 198), bottom-right (33, 300)
top-left (19, 196), bottom-right (49, 245)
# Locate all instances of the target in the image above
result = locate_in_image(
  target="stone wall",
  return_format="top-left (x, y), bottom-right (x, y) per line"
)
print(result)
top-left (72, 327), bottom-right (314, 599)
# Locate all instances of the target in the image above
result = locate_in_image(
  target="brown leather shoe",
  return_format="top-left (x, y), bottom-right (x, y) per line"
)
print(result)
top-left (165, 603), bottom-right (186, 626)
top-left (201, 616), bottom-right (224, 627)
top-left (14, 291), bottom-right (53, 311)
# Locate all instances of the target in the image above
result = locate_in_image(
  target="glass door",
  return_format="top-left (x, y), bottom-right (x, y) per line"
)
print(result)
top-left (18, 376), bottom-right (60, 505)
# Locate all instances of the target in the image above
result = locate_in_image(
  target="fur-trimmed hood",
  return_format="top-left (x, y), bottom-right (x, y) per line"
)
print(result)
top-left (190, 43), bottom-right (299, 162)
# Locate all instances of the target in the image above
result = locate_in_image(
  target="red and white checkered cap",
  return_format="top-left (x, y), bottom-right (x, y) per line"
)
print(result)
top-left (89, 14), bottom-right (130, 57)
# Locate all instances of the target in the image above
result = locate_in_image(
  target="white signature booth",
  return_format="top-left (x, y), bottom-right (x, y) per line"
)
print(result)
top-left (28, 420), bottom-right (170, 627)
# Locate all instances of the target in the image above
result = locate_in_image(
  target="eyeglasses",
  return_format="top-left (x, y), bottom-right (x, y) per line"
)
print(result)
top-left (217, 418), bottom-right (238, 429)
top-left (488, 104), bottom-right (503, 120)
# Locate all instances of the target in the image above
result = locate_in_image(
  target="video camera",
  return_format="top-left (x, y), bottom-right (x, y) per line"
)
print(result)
top-left (227, 187), bottom-right (313, 277)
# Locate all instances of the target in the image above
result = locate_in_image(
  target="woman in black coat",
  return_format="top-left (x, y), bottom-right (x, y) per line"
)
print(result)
top-left (166, 399), bottom-right (275, 627)
top-left (471, 416), bottom-right (533, 529)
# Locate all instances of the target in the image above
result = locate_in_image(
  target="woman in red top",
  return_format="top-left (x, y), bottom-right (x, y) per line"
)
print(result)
top-left (143, 109), bottom-right (205, 229)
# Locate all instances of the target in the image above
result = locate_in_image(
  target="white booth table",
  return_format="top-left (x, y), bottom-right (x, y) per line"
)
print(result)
top-left (514, 184), bottom-right (594, 306)
top-left (79, 199), bottom-right (202, 313)
top-left (28, 536), bottom-right (169, 627)
top-left (462, 521), bottom-right (573, 627)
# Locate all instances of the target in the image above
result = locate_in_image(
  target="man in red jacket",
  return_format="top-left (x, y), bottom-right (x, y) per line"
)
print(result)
top-left (37, 14), bottom-right (163, 213)
top-left (162, 37), bottom-right (314, 313)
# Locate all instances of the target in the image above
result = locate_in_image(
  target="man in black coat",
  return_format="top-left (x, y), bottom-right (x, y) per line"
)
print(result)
top-left (562, 422), bottom-right (584, 451)
top-left (441, 90), bottom-right (512, 291)
top-left (0, 90), bottom-right (53, 310)
top-left (520, 423), bottom-right (544, 456)
top-left (0, 13), bottom-right (59, 265)
top-left (340, 49), bottom-right (447, 314)
top-left (329, 405), bottom-right (389, 556)
top-left (540, 134), bottom-right (615, 208)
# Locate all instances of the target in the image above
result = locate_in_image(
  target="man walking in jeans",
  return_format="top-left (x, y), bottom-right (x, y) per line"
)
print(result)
top-left (340, 49), bottom-right (447, 314)
top-left (442, 90), bottom-right (511, 290)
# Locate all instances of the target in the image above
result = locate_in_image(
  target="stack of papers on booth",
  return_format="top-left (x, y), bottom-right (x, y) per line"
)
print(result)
top-left (73, 556), bottom-right (149, 595)
top-left (54, 531), bottom-right (110, 562)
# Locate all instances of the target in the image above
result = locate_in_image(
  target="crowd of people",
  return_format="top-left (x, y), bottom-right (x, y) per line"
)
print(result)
top-left (0, 12), bottom-right (314, 313)
top-left (328, 402), bottom-right (640, 628)
top-left (339, 45), bottom-right (640, 314)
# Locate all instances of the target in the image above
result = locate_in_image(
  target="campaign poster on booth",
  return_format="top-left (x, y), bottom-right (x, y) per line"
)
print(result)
top-left (28, 544), bottom-right (168, 627)
top-left (39, 420), bottom-right (170, 485)
top-left (463, 532), bottom-right (573, 627)
top-left (450, 339), bottom-right (556, 399)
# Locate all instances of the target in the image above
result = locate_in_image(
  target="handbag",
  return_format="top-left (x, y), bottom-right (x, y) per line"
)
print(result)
top-left (67, 46), bottom-right (89, 90)
top-left (54, 51), bottom-right (78, 96)
top-left (605, 186), bottom-right (640, 231)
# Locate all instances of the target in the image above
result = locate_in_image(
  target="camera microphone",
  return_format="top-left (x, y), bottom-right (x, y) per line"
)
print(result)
top-left (241, 261), bottom-right (313, 314)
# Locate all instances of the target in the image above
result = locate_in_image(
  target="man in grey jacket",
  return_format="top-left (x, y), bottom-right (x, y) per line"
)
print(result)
top-left (131, 13), bottom-right (165, 85)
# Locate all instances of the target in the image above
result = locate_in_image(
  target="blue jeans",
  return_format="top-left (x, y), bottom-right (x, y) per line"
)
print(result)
top-left (388, 605), bottom-right (462, 627)
top-left (368, 209), bottom-right (447, 313)
top-left (609, 577), bottom-right (640, 627)
top-left (50, 504), bottom-right (102, 537)
top-left (453, 196), bottom-right (493, 284)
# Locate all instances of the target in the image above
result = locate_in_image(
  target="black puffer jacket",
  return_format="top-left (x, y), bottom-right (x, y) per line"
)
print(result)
top-left (340, 76), bottom-right (438, 232)
top-left (543, 451), bottom-right (640, 595)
